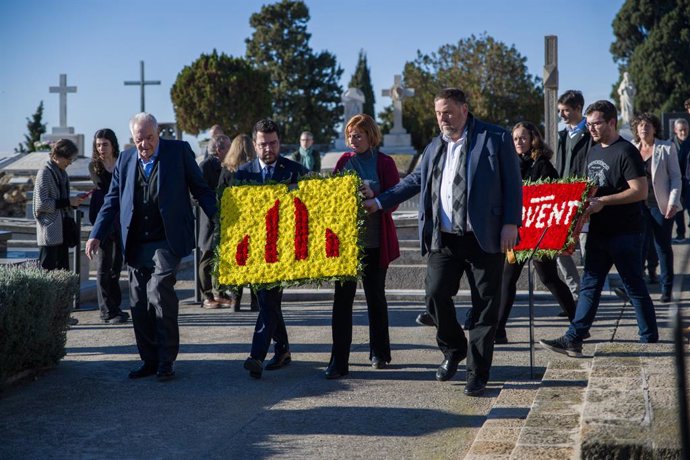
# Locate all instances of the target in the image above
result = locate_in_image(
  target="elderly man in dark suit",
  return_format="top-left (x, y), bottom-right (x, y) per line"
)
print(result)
top-left (217, 119), bottom-right (307, 379)
top-left (86, 113), bottom-right (217, 381)
top-left (364, 88), bottom-right (522, 396)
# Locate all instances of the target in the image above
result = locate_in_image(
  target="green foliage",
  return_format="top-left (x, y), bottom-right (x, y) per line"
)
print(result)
top-left (0, 264), bottom-right (78, 385)
top-left (16, 101), bottom-right (47, 153)
top-left (348, 50), bottom-right (376, 118)
top-left (245, 0), bottom-right (343, 143)
top-left (379, 34), bottom-right (543, 151)
top-left (610, 0), bottom-right (690, 114)
top-left (170, 50), bottom-right (271, 136)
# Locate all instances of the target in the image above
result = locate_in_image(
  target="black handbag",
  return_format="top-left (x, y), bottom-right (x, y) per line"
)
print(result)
top-left (62, 214), bottom-right (80, 248)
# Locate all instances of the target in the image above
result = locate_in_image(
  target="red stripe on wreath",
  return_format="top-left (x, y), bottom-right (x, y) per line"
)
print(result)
top-left (265, 199), bottom-right (280, 263)
top-left (294, 197), bottom-right (309, 260)
top-left (325, 228), bottom-right (339, 258)
top-left (236, 235), bottom-right (249, 266)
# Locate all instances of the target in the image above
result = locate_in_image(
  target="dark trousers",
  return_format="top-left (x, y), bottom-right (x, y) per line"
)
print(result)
top-left (643, 206), bottom-right (674, 295)
top-left (330, 248), bottom-right (391, 373)
top-left (567, 232), bottom-right (658, 343)
top-left (673, 181), bottom-right (688, 238)
top-left (128, 241), bottom-right (181, 364)
top-left (426, 232), bottom-right (504, 382)
top-left (94, 234), bottom-right (123, 320)
top-left (250, 287), bottom-right (288, 362)
top-left (496, 257), bottom-right (576, 338)
top-left (39, 244), bottom-right (69, 271)
top-left (197, 247), bottom-right (216, 300)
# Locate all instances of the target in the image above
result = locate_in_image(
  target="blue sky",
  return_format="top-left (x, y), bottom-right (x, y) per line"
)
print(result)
top-left (0, 0), bottom-right (624, 155)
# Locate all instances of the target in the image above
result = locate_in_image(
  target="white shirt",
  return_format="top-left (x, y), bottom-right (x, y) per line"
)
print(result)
top-left (439, 132), bottom-right (471, 233)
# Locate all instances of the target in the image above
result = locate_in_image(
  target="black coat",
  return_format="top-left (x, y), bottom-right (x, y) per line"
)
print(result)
top-left (555, 128), bottom-right (594, 178)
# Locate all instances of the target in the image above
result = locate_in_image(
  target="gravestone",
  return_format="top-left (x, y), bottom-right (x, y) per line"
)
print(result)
top-left (124, 60), bottom-right (161, 113)
top-left (40, 74), bottom-right (85, 157)
top-left (381, 75), bottom-right (416, 154)
top-left (334, 87), bottom-right (365, 151)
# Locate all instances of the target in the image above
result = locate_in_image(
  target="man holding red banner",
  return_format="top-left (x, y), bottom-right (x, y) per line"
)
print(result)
top-left (541, 100), bottom-right (659, 357)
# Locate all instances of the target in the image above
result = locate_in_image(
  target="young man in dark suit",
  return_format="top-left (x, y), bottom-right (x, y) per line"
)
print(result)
top-left (364, 88), bottom-right (522, 396)
top-left (86, 113), bottom-right (217, 381)
top-left (223, 119), bottom-right (308, 379)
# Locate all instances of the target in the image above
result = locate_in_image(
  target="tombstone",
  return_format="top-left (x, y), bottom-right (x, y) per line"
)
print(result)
top-left (661, 112), bottom-right (690, 140)
top-left (381, 75), bottom-right (416, 154)
top-left (40, 74), bottom-right (85, 157)
top-left (334, 87), bottom-right (366, 151)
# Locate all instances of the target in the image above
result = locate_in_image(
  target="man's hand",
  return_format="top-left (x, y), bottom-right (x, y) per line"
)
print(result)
top-left (362, 198), bottom-right (380, 215)
top-left (500, 224), bottom-right (518, 252)
top-left (359, 181), bottom-right (374, 199)
top-left (85, 238), bottom-right (101, 260)
top-left (586, 196), bottom-right (605, 215)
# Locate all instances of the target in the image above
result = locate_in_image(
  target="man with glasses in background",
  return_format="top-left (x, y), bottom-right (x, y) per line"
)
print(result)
top-left (540, 100), bottom-right (658, 358)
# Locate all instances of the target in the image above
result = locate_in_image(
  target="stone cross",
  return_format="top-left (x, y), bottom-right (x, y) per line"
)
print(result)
top-left (543, 36), bottom-right (559, 151)
top-left (49, 74), bottom-right (77, 129)
top-left (124, 61), bottom-right (161, 112)
top-left (382, 75), bottom-right (415, 134)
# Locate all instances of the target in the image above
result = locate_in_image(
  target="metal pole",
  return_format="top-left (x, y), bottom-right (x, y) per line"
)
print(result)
top-left (672, 303), bottom-right (689, 458)
top-left (527, 227), bottom-right (550, 379)
top-left (73, 208), bottom-right (82, 310)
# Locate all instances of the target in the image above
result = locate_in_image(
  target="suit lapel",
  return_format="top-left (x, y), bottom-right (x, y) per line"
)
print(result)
top-left (272, 157), bottom-right (290, 183)
top-left (124, 149), bottom-right (137, 203)
top-left (468, 130), bottom-right (486, 186)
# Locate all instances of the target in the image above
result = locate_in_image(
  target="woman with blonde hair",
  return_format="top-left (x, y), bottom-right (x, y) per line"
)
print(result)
top-left (325, 113), bottom-right (400, 379)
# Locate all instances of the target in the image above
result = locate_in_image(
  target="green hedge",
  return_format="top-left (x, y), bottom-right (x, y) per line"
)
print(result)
top-left (0, 263), bottom-right (79, 385)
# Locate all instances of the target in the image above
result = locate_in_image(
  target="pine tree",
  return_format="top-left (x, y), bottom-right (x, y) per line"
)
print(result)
top-left (348, 50), bottom-right (375, 118)
top-left (16, 101), bottom-right (47, 153)
top-left (245, 0), bottom-right (343, 142)
top-left (610, 0), bottom-right (690, 114)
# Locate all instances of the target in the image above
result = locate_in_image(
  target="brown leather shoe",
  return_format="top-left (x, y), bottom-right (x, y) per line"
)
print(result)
top-left (202, 298), bottom-right (220, 309)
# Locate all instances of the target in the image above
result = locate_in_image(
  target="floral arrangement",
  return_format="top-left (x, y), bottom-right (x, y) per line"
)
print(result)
top-left (216, 173), bottom-right (363, 288)
top-left (512, 178), bottom-right (597, 262)
top-left (33, 141), bottom-right (52, 152)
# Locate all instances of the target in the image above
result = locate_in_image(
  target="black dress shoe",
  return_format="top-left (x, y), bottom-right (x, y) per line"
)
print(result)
top-left (464, 375), bottom-right (487, 396)
top-left (265, 352), bottom-right (291, 370)
top-left (156, 362), bottom-right (175, 382)
top-left (244, 357), bottom-right (263, 379)
top-left (436, 358), bottom-right (460, 382)
top-left (415, 312), bottom-right (436, 327)
top-left (494, 335), bottom-right (508, 345)
top-left (371, 357), bottom-right (388, 369)
top-left (129, 361), bottom-right (158, 379)
top-left (324, 364), bottom-right (348, 380)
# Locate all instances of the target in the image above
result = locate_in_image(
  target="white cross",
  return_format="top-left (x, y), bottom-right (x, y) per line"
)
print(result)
top-left (382, 75), bottom-right (415, 134)
top-left (49, 74), bottom-right (77, 129)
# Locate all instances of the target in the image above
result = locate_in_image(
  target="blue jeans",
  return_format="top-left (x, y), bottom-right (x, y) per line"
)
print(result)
top-left (643, 206), bottom-right (674, 295)
top-left (567, 232), bottom-right (658, 343)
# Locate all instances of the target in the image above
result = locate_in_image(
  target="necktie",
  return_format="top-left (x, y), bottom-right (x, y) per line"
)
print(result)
top-left (451, 142), bottom-right (467, 234)
top-left (264, 165), bottom-right (273, 182)
top-left (143, 161), bottom-right (154, 179)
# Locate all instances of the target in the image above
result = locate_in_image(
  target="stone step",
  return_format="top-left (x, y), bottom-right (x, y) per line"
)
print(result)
top-left (464, 381), bottom-right (541, 459)
top-left (508, 359), bottom-right (590, 459)
top-left (579, 343), bottom-right (683, 459)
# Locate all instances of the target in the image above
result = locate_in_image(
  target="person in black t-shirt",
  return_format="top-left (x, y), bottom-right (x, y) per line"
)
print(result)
top-left (540, 100), bottom-right (659, 358)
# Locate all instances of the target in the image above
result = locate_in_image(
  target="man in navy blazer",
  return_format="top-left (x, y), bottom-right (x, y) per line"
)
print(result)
top-left (218, 118), bottom-right (307, 379)
top-left (86, 113), bottom-right (217, 381)
top-left (364, 88), bottom-right (522, 396)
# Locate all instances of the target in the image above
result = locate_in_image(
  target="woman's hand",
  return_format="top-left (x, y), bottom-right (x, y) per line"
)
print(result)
top-left (665, 204), bottom-right (679, 219)
top-left (359, 181), bottom-right (374, 199)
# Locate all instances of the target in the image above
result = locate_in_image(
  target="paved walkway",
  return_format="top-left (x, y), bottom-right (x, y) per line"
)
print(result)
top-left (0, 248), bottom-right (687, 458)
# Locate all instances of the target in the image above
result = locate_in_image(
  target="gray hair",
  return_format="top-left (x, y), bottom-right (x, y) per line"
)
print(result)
top-left (674, 118), bottom-right (689, 129)
top-left (129, 112), bottom-right (159, 134)
top-left (209, 134), bottom-right (231, 154)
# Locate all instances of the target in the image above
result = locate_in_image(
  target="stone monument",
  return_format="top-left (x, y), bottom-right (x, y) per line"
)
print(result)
top-left (334, 87), bottom-right (366, 151)
top-left (543, 36), bottom-right (559, 152)
top-left (618, 72), bottom-right (635, 127)
top-left (381, 75), bottom-right (416, 154)
top-left (40, 74), bottom-right (85, 157)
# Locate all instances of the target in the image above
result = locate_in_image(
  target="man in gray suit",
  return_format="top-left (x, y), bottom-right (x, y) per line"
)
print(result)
top-left (364, 88), bottom-right (522, 396)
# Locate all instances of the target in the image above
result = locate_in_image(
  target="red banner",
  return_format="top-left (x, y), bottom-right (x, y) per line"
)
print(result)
top-left (513, 181), bottom-right (595, 258)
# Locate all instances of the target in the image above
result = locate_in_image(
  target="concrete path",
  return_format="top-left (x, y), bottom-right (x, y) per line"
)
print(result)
top-left (0, 245), bottom-right (687, 459)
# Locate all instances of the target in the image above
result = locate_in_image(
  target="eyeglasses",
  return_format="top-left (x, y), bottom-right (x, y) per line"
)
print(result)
top-left (586, 120), bottom-right (607, 130)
